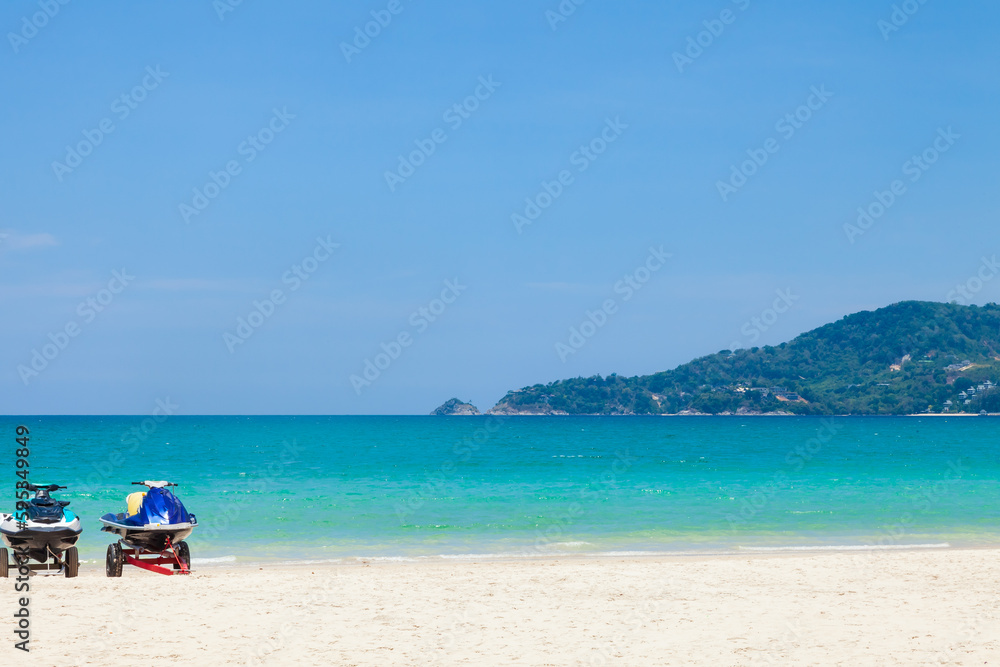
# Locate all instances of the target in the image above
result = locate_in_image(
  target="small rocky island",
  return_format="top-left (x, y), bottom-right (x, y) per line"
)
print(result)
top-left (430, 398), bottom-right (481, 416)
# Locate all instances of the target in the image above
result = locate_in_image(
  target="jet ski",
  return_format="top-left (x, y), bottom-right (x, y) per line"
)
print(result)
top-left (100, 481), bottom-right (197, 576)
top-left (0, 483), bottom-right (81, 578)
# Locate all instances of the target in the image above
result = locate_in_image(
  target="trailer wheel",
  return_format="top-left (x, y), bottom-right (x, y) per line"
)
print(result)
top-left (174, 541), bottom-right (191, 570)
top-left (0, 548), bottom-right (7, 578)
top-left (64, 547), bottom-right (79, 578)
top-left (106, 543), bottom-right (123, 578)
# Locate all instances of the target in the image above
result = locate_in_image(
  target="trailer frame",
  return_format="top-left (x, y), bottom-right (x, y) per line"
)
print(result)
top-left (106, 536), bottom-right (190, 577)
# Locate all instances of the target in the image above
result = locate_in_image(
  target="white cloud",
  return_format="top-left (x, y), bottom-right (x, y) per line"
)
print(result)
top-left (0, 230), bottom-right (58, 251)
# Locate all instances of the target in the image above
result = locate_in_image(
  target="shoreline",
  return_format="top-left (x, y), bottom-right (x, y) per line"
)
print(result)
top-left (50, 544), bottom-right (1000, 573)
top-left (67, 540), bottom-right (1000, 571)
top-left (213, 542), bottom-right (991, 569)
top-left (906, 412), bottom-right (996, 417)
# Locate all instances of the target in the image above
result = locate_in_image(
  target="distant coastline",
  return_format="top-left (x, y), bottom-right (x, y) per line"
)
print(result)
top-left (442, 301), bottom-right (1000, 417)
top-left (428, 411), bottom-right (999, 417)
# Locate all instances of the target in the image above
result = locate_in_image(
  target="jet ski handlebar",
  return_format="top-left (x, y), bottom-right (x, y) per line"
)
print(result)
top-left (26, 483), bottom-right (66, 492)
top-left (132, 480), bottom-right (178, 488)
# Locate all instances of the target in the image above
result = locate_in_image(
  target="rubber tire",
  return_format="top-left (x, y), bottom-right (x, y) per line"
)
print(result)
top-left (174, 541), bottom-right (191, 570)
top-left (106, 543), bottom-right (123, 578)
top-left (64, 547), bottom-right (79, 578)
top-left (0, 548), bottom-right (7, 578)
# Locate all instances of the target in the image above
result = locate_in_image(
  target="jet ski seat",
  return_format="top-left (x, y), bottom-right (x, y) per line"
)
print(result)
top-left (26, 502), bottom-right (65, 523)
top-left (127, 492), bottom-right (146, 517)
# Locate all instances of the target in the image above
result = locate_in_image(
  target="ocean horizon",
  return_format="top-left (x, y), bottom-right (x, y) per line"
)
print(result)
top-left (3, 415), bottom-right (997, 566)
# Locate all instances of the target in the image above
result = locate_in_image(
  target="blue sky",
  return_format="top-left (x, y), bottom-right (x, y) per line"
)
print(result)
top-left (2, 0), bottom-right (999, 415)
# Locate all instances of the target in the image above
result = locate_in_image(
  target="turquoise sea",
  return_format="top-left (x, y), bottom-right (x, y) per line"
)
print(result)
top-left (3, 416), bottom-right (998, 565)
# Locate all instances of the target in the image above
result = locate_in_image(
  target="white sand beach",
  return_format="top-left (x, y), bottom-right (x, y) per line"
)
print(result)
top-left (7, 548), bottom-right (1000, 665)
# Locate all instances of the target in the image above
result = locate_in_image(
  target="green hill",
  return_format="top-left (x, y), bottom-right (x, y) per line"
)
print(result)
top-left (488, 301), bottom-right (1000, 416)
